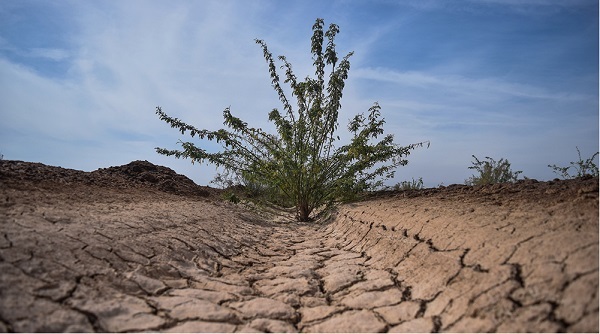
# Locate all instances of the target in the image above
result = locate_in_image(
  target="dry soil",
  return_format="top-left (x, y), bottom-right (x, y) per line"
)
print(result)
top-left (0, 160), bottom-right (597, 332)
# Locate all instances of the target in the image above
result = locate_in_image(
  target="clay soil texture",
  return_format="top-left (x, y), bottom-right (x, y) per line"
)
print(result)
top-left (0, 160), bottom-right (598, 332)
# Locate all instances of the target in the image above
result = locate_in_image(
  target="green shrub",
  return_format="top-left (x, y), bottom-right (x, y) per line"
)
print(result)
top-left (223, 191), bottom-right (241, 204)
top-left (548, 147), bottom-right (599, 179)
top-left (465, 155), bottom-right (522, 186)
top-left (392, 177), bottom-right (424, 190)
top-left (156, 18), bottom-right (427, 221)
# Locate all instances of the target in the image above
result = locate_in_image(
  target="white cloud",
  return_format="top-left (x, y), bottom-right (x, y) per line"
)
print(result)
top-left (0, 58), bottom-right (87, 139)
top-left (353, 67), bottom-right (590, 102)
top-left (28, 48), bottom-right (70, 61)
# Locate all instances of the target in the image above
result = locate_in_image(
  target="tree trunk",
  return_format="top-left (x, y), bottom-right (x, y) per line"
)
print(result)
top-left (297, 202), bottom-right (311, 222)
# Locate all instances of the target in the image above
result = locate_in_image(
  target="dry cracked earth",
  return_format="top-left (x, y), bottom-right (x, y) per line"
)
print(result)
top-left (0, 160), bottom-right (598, 332)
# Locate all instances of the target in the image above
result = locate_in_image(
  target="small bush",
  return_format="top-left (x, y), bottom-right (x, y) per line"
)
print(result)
top-left (392, 177), bottom-right (424, 190)
top-left (465, 155), bottom-right (522, 186)
top-left (548, 147), bottom-right (599, 179)
top-left (223, 191), bottom-right (241, 204)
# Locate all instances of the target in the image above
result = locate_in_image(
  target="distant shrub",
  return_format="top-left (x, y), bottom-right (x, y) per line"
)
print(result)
top-left (392, 177), bottom-right (424, 190)
top-left (223, 191), bottom-right (241, 204)
top-left (465, 155), bottom-right (522, 186)
top-left (211, 169), bottom-right (293, 207)
top-left (548, 147), bottom-right (599, 179)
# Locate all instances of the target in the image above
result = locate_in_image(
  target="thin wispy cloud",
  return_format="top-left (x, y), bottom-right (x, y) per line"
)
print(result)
top-left (354, 67), bottom-right (582, 100)
top-left (0, 0), bottom-right (597, 187)
top-left (28, 48), bottom-right (69, 61)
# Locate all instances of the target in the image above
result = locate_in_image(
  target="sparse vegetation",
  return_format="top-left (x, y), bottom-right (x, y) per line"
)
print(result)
top-left (211, 169), bottom-right (288, 206)
top-left (548, 147), bottom-right (599, 179)
top-left (223, 191), bottom-right (241, 204)
top-left (156, 18), bottom-right (427, 221)
top-left (391, 177), bottom-right (424, 190)
top-left (465, 155), bottom-right (522, 186)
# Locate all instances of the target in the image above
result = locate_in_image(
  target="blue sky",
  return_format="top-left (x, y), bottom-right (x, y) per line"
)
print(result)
top-left (1, 0), bottom-right (598, 187)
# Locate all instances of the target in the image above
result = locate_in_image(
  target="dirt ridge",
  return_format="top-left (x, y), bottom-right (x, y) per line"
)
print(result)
top-left (0, 160), bottom-right (214, 197)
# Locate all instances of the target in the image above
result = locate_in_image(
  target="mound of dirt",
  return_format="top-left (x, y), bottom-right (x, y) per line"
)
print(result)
top-left (92, 160), bottom-right (215, 197)
top-left (0, 160), bottom-right (597, 332)
top-left (0, 160), bottom-right (215, 198)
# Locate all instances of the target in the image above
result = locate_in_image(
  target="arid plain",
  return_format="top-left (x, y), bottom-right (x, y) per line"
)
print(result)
top-left (0, 160), bottom-right (597, 332)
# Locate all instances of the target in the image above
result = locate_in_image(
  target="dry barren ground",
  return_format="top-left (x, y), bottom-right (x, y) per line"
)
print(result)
top-left (0, 160), bottom-right (598, 332)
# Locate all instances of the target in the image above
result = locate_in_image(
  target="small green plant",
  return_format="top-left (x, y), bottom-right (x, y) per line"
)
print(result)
top-left (465, 155), bottom-right (522, 186)
top-left (548, 147), bottom-right (599, 179)
top-left (392, 177), bottom-right (424, 190)
top-left (223, 191), bottom-right (241, 204)
top-left (211, 170), bottom-right (244, 204)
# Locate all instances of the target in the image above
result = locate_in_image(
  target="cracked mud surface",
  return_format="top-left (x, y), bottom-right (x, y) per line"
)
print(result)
top-left (1, 160), bottom-right (598, 332)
